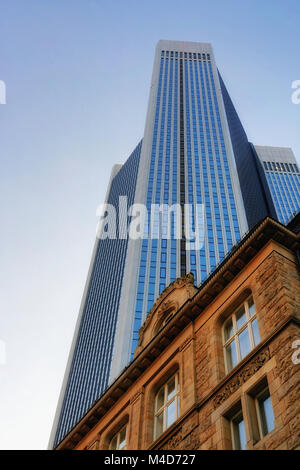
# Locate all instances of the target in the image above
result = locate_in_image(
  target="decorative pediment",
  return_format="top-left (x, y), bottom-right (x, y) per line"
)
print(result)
top-left (134, 273), bottom-right (197, 357)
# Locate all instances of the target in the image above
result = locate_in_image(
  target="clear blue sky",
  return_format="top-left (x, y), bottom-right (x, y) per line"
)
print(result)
top-left (0, 0), bottom-right (299, 449)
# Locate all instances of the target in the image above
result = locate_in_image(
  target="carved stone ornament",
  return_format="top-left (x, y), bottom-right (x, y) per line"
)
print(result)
top-left (145, 273), bottom-right (195, 330)
top-left (160, 427), bottom-right (200, 451)
top-left (213, 347), bottom-right (271, 408)
top-left (134, 273), bottom-right (197, 357)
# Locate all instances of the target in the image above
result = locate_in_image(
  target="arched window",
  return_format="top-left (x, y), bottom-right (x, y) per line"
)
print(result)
top-left (223, 296), bottom-right (260, 373)
top-left (154, 373), bottom-right (180, 439)
top-left (109, 425), bottom-right (127, 450)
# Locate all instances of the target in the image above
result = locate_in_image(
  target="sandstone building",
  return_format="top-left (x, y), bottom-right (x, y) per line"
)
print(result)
top-left (56, 215), bottom-right (300, 451)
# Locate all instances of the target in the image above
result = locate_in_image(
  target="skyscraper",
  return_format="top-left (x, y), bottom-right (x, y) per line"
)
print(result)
top-left (219, 76), bottom-right (278, 228)
top-left (50, 40), bottom-right (299, 448)
top-left (253, 145), bottom-right (300, 224)
top-left (110, 40), bottom-right (248, 379)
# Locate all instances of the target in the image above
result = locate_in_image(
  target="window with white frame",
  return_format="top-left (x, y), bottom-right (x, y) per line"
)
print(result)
top-left (223, 296), bottom-right (260, 372)
top-left (154, 373), bottom-right (180, 439)
top-left (109, 425), bottom-right (127, 450)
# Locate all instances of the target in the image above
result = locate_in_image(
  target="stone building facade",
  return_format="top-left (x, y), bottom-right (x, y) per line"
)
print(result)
top-left (56, 216), bottom-right (300, 451)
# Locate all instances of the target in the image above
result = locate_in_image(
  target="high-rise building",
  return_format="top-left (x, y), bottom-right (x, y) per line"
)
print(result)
top-left (253, 145), bottom-right (300, 224)
top-left (219, 77), bottom-right (278, 228)
top-left (50, 40), bottom-right (299, 448)
top-left (111, 40), bottom-right (249, 380)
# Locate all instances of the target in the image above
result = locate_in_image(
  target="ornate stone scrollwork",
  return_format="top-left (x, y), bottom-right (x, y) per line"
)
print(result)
top-left (213, 348), bottom-right (271, 408)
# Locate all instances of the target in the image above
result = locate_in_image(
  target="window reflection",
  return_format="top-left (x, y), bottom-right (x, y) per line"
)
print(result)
top-left (109, 425), bottom-right (127, 450)
top-left (223, 297), bottom-right (260, 372)
top-left (154, 373), bottom-right (180, 439)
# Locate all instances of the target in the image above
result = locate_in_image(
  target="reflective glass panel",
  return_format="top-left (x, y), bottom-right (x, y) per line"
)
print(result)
top-left (259, 393), bottom-right (274, 436)
top-left (226, 341), bottom-right (237, 370)
top-left (251, 318), bottom-right (260, 346)
top-left (156, 387), bottom-right (165, 411)
top-left (248, 297), bottom-right (255, 317)
top-left (167, 377), bottom-right (176, 401)
top-left (224, 318), bottom-right (234, 341)
top-left (238, 328), bottom-right (251, 359)
top-left (236, 306), bottom-right (246, 330)
top-left (155, 412), bottom-right (164, 438)
top-left (167, 400), bottom-right (176, 428)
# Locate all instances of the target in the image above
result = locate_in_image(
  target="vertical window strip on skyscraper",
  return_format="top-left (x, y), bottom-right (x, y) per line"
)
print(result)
top-left (204, 60), bottom-right (227, 263)
top-left (179, 57), bottom-right (186, 277)
top-left (160, 56), bottom-right (174, 294)
top-left (207, 61), bottom-right (240, 246)
top-left (193, 59), bottom-right (209, 281)
top-left (148, 56), bottom-right (169, 309)
top-left (280, 173), bottom-right (297, 215)
top-left (266, 173), bottom-right (284, 223)
top-left (130, 60), bottom-right (164, 358)
top-left (273, 172), bottom-right (290, 223)
top-left (170, 57), bottom-right (178, 284)
top-left (184, 59), bottom-right (196, 282)
top-left (198, 59), bottom-right (218, 271)
top-left (270, 173), bottom-right (288, 223)
top-left (291, 173), bottom-right (300, 201)
top-left (189, 59), bottom-right (203, 284)
top-left (285, 173), bottom-right (299, 211)
top-left (277, 173), bottom-right (293, 219)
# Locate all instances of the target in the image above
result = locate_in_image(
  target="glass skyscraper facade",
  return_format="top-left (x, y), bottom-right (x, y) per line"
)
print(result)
top-left (50, 40), bottom-right (299, 449)
top-left (110, 41), bottom-right (248, 382)
top-left (253, 145), bottom-right (300, 224)
top-left (127, 44), bottom-right (246, 359)
top-left (219, 75), bottom-right (278, 229)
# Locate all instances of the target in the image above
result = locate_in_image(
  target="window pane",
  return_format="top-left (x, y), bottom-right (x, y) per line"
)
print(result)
top-left (156, 386), bottom-right (165, 411)
top-left (167, 377), bottom-right (176, 401)
top-left (226, 341), bottom-right (237, 371)
top-left (166, 400), bottom-right (176, 428)
top-left (236, 306), bottom-right (246, 330)
top-left (155, 411), bottom-right (164, 438)
top-left (248, 297), bottom-right (255, 317)
top-left (119, 427), bottom-right (126, 449)
top-left (224, 318), bottom-right (234, 341)
top-left (238, 419), bottom-right (246, 450)
top-left (259, 394), bottom-right (274, 436)
top-left (233, 414), bottom-right (246, 450)
top-left (238, 328), bottom-right (251, 359)
top-left (251, 318), bottom-right (260, 346)
top-left (110, 435), bottom-right (117, 450)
